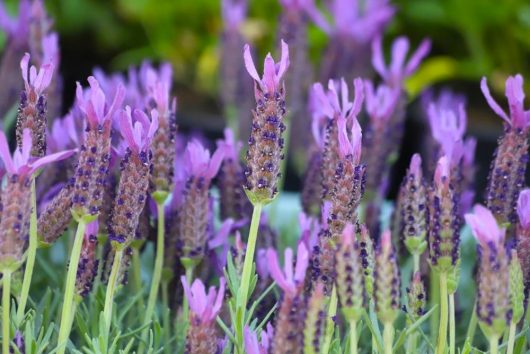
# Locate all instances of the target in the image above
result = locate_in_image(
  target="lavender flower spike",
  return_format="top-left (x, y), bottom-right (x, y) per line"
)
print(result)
top-left (0, 129), bottom-right (74, 269)
top-left (372, 36), bottom-right (431, 88)
top-left (75, 220), bottom-right (99, 297)
top-left (267, 242), bottom-right (308, 353)
top-left (71, 77), bottom-right (125, 220)
top-left (482, 75), bottom-right (529, 225)
top-left (374, 229), bottom-right (400, 324)
top-left (108, 107), bottom-right (158, 247)
top-left (16, 52), bottom-right (54, 157)
top-left (179, 141), bottom-right (224, 266)
top-left (243, 40), bottom-right (289, 204)
top-left (516, 190), bottom-right (530, 286)
top-left (181, 276), bottom-right (226, 354)
top-left (465, 205), bottom-right (510, 338)
top-left (244, 324), bottom-right (274, 354)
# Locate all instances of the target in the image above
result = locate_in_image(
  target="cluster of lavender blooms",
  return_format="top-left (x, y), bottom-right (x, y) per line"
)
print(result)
top-left (0, 0), bottom-right (529, 354)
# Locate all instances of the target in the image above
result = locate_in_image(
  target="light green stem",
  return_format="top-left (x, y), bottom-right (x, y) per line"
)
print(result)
top-left (349, 320), bottom-right (358, 354)
top-left (139, 201), bottom-right (165, 354)
top-left (506, 320), bottom-right (516, 354)
top-left (235, 202), bottom-right (263, 351)
top-left (431, 270), bottom-right (440, 342)
top-left (413, 253), bottom-right (420, 274)
top-left (103, 248), bottom-right (124, 336)
top-left (465, 302), bottom-right (477, 346)
top-left (132, 248), bottom-right (145, 312)
top-left (436, 272), bottom-right (448, 354)
top-left (322, 286), bottom-right (338, 354)
top-left (56, 220), bottom-right (86, 354)
top-left (16, 178), bottom-right (37, 325)
top-left (406, 332), bottom-right (417, 354)
top-left (449, 293), bottom-right (455, 354)
top-left (489, 335), bottom-right (498, 354)
top-left (162, 281), bottom-right (171, 354)
top-left (2, 270), bottom-right (12, 354)
top-left (383, 322), bottom-right (394, 354)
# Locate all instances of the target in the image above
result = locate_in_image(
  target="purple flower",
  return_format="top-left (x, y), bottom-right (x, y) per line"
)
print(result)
top-left (20, 52), bottom-right (54, 96)
top-left (183, 140), bottom-right (224, 182)
top-left (119, 106), bottom-right (159, 155)
top-left (480, 74), bottom-right (530, 130)
top-left (244, 39), bottom-right (289, 97)
top-left (222, 0), bottom-right (246, 29)
top-left (372, 36), bottom-right (431, 87)
top-left (217, 127), bottom-right (242, 163)
top-left (42, 32), bottom-right (60, 68)
top-left (337, 116), bottom-right (362, 163)
top-left (141, 61), bottom-right (174, 115)
top-left (180, 276), bottom-right (226, 324)
top-left (434, 155), bottom-right (450, 187)
top-left (427, 101), bottom-right (467, 165)
top-left (311, 0), bottom-right (394, 43)
top-left (364, 80), bottom-right (400, 124)
top-left (311, 78), bottom-right (364, 123)
top-left (0, 0), bottom-right (30, 43)
top-left (0, 129), bottom-right (74, 178)
top-left (244, 324), bottom-right (274, 354)
top-left (47, 113), bottom-right (82, 153)
top-left (518, 190), bottom-right (530, 230)
top-left (76, 76), bottom-right (125, 130)
top-left (465, 204), bottom-right (506, 246)
top-left (266, 242), bottom-right (309, 296)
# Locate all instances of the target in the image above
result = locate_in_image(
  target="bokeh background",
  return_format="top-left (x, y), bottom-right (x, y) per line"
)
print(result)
top-left (2, 0), bottom-right (530, 193)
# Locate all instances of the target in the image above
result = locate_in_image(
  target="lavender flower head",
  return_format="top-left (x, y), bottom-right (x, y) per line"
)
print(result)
top-left (0, 129), bottom-right (74, 269)
top-left (372, 36), bottom-right (431, 88)
top-left (482, 75), bottom-right (530, 225)
top-left (364, 80), bottom-right (400, 125)
top-left (0, 0), bottom-right (30, 44)
top-left (267, 242), bottom-right (309, 297)
top-left (374, 229), bottom-right (400, 324)
top-left (244, 324), bottom-right (274, 354)
top-left (181, 276), bottom-right (226, 354)
top-left (71, 77), bottom-right (125, 219)
top-left (108, 107), bottom-right (158, 247)
top-left (179, 140), bottom-right (224, 265)
top-left (244, 40), bottom-right (289, 204)
top-left (75, 220), bottom-right (99, 297)
top-left (465, 205), bottom-right (510, 337)
top-left (16, 52), bottom-right (54, 157)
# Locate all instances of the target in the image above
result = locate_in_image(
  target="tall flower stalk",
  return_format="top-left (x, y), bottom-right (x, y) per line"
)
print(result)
top-left (56, 77), bottom-right (124, 354)
top-left (235, 40), bottom-right (289, 352)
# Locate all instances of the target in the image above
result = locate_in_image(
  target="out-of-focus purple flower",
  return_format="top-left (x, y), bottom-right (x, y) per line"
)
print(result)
top-left (207, 218), bottom-right (235, 273)
top-left (427, 101), bottom-right (467, 165)
top-left (517, 190), bottom-right (530, 230)
top-left (481, 75), bottom-right (530, 131)
top-left (184, 140), bottom-right (224, 182)
top-left (244, 39), bottom-right (289, 98)
top-left (266, 242), bottom-right (309, 296)
top-left (0, 0), bottom-right (30, 44)
top-left (299, 212), bottom-right (319, 251)
top-left (119, 106), bottom-right (158, 155)
top-left (76, 76), bottom-right (125, 130)
top-left (372, 36), bottom-right (431, 88)
top-left (465, 204), bottom-right (506, 246)
top-left (364, 80), bottom-right (400, 124)
top-left (311, 78), bottom-right (364, 123)
top-left (222, 0), bottom-right (246, 30)
top-left (181, 276), bottom-right (226, 324)
top-left (310, 0), bottom-right (394, 44)
top-left (244, 324), bottom-right (274, 354)
top-left (0, 128), bottom-right (74, 178)
top-left (42, 32), bottom-right (59, 67)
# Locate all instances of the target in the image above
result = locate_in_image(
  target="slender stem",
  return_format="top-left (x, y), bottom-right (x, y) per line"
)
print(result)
top-left (349, 320), bottom-right (358, 354)
top-left (449, 293), bottom-right (455, 354)
top-left (235, 203), bottom-right (263, 351)
top-left (413, 253), bottom-right (420, 274)
top-left (321, 286), bottom-right (338, 354)
top-left (406, 331), bottom-right (417, 354)
top-left (16, 178), bottom-right (37, 325)
top-left (436, 272), bottom-right (448, 354)
top-left (506, 321), bottom-right (517, 354)
top-left (103, 248), bottom-right (124, 336)
top-left (465, 302), bottom-right (477, 346)
top-left (2, 271), bottom-right (12, 354)
top-left (383, 322), bottom-right (394, 354)
top-left (430, 270), bottom-right (440, 343)
top-left (56, 220), bottom-right (86, 354)
top-left (176, 267), bottom-right (193, 354)
top-left (489, 335), bottom-right (499, 354)
top-left (162, 281), bottom-right (171, 354)
top-left (139, 201), bottom-right (166, 354)
top-left (132, 248), bottom-right (145, 313)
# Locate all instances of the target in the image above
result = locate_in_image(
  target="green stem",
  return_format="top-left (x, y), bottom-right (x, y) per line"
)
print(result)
top-left (177, 267), bottom-right (193, 354)
top-left (413, 253), bottom-right (420, 274)
top-left (235, 202), bottom-right (263, 350)
top-left (2, 270), bottom-right (12, 354)
top-left (506, 320), bottom-right (516, 354)
top-left (406, 331), bottom-right (417, 354)
top-left (465, 302), bottom-right (477, 346)
top-left (431, 270), bottom-right (440, 343)
top-left (449, 293), bottom-right (455, 354)
top-left (139, 201), bottom-right (166, 354)
top-left (103, 248), bottom-right (124, 336)
top-left (349, 320), bottom-right (358, 354)
top-left (436, 272), bottom-right (448, 354)
top-left (56, 219), bottom-right (86, 354)
top-left (16, 178), bottom-right (37, 325)
top-left (383, 322), bottom-right (394, 354)
top-left (132, 248), bottom-right (145, 313)
top-left (489, 335), bottom-right (498, 354)
top-left (162, 281), bottom-right (171, 354)
top-left (322, 286), bottom-right (338, 354)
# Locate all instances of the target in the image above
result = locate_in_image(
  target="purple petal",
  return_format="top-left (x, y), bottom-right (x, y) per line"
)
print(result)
top-left (371, 36), bottom-right (386, 78)
top-left (293, 242), bottom-right (309, 284)
top-left (29, 149), bottom-right (76, 175)
top-left (0, 131), bottom-right (14, 174)
top-left (480, 77), bottom-right (510, 124)
top-left (206, 146), bottom-right (225, 180)
top-left (517, 189), bottom-right (530, 229)
top-left (243, 44), bottom-right (261, 83)
top-left (276, 39), bottom-right (290, 82)
top-left (266, 248), bottom-right (290, 292)
top-left (119, 107), bottom-right (139, 154)
top-left (211, 277), bottom-right (226, 319)
top-left (404, 38), bottom-right (431, 77)
top-left (350, 78), bottom-right (364, 117)
top-left (389, 37), bottom-right (409, 80)
top-left (243, 327), bottom-right (260, 354)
